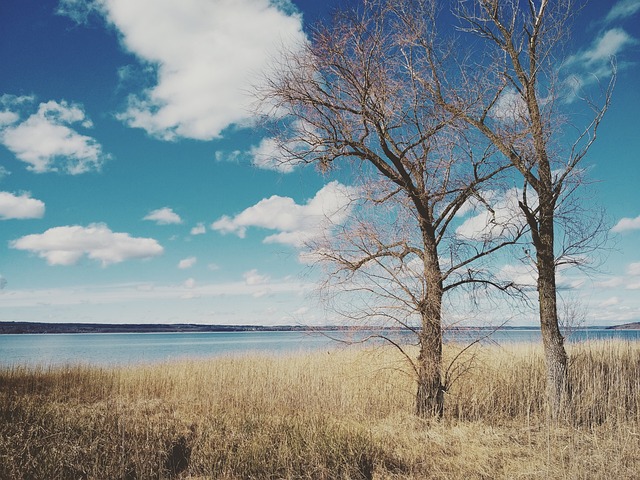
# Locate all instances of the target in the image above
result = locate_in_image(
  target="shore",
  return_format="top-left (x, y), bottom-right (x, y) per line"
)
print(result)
top-left (0, 321), bottom-right (354, 334)
top-left (2, 320), bottom-right (638, 334)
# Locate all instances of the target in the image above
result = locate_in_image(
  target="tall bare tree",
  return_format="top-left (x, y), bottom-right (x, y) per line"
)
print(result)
top-left (389, 0), bottom-right (615, 415)
top-left (259, 1), bottom-right (522, 417)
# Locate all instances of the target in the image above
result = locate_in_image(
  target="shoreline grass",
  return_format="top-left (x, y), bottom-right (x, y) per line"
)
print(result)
top-left (1, 340), bottom-right (638, 479)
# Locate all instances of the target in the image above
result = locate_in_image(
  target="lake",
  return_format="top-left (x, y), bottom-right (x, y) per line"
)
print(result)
top-left (0, 328), bottom-right (638, 367)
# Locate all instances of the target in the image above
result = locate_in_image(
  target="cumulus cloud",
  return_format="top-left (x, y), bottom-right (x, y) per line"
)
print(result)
top-left (0, 111), bottom-right (19, 127)
top-left (455, 191), bottom-right (499, 218)
top-left (58, 0), bottom-right (306, 140)
top-left (455, 188), bottom-right (530, 241)
top-left (211, 181), bottom-right (356, 247)
top-left (10, 223), bottom-right (163, 266)
top-left (178, 256), bottom-right (197, 269)
top-left (612, 214), bottom-right (640, 232)
top-left (143, 207), bottom-right (182, 225)
top-left (249, 137), bottom-right (297, 173)
top-left (248, 120), bottom-right (315, 173)
top-left (214, 135), bottom-right (304, 173)
top-left (497, 263), bottom-right (538, 287)
top-left (0, 192), bottom-right (45, 220)
top-left (190, 222), bottom-right (206, 235)
top-left (0, 96), bottom-right (108, 174)
top-left (490, 89), bottom-right (528, 123)
top-left (496, 262), bottom-right (582, 291)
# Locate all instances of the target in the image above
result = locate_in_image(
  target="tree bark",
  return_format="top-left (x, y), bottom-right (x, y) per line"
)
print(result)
top-left (536, 203), bottom-right (570, 418)
top-left (416, 317), bottom-right (445, 417)
top-left (415, 242), bottom-right (445, 418)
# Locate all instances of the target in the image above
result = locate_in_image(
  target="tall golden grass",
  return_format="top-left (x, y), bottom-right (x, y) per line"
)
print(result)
top-left (1, 340), bottom-right (638, 479)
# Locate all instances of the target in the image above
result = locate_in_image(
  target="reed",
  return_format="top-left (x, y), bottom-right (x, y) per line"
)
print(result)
top-left (0, 340), bottom-right (638, 479)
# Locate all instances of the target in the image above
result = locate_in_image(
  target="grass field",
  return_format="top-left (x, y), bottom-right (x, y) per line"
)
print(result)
top-left (1, 340), bottom-right (638, 479)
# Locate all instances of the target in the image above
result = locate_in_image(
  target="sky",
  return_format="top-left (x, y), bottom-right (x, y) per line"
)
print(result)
top-left (0, 0), bottom-right (639, 327)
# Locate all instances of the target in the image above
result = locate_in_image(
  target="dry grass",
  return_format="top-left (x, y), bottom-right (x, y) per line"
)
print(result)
top-left (0, 340), bottom-right (638, 479)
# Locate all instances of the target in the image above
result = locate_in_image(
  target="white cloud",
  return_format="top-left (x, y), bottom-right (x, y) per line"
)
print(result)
top-left (252, 288), bottom-right (271, 298)
top-left (627, 262), bottom-right (640, 276)
top-left (612, 215), bottom-right (640, 232)
top-left (243, 269), bottom-right (270, 286)
top-left (178, 256), bottom-right (197, 269)
top-left (56, 0), bottom-right (101, 23)
top-left (455, 187), bottom-right (531, 241)
top-left (190, 222), bottom-right (206, 235)
top-left (10, 223), bottom-right (163, 266)
top-left (490, 89), bottom-right (528, 123)
top-left (0, 98), bottom-right (108, 174)
top-left (292, 306), bottom-right (308, 316)
top-left (249, 119), bottom-right (320, 173)
top-left (0, 278), bottom-right (310, 310)
top-left (143, 207), bottom-right (182, 225)
top-left (564, 28), bottom-right (637, 99)
top-left (599, 296), bottom-right (621, 307)
top-left (211, 181), bottom-right (356, 247)
top-left (249, 137), bottom-right (297, 173)
top-left (0, 111), bottom-right (19, 126)
top-left (214, 150), bottom-right (242, 164)
top-left (455, 191), bottom-right (498, 218)
top-left (64, 0), bottom-right (306, 140)
top-left (0, 192), bottom-right (45, 220)
top-left (605, 0), bottom-right (640, 23)
top-left (581, 29), bottom-right (635, 65)
top-left (594, 277), bottom-right (624, 288)
top-left (498, 263), bottom-right (537, 287)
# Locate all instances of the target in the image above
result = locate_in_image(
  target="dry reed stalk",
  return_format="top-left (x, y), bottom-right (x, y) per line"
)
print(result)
top-left (0, 341), bottom-right (637, 479)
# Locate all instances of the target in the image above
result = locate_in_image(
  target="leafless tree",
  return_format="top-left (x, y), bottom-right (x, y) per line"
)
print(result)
top-left (258, 0), bottom-right (524, 417)
top-left (394, 0), bottom-right (615, 416)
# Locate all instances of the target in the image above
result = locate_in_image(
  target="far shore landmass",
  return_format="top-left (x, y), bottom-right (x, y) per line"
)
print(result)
top-left (0, 320), bottom-right (638, 335)
top-left (0, 322), bottom-right (336, 335)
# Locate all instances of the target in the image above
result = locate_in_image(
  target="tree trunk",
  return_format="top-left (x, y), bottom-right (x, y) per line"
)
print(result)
top-left (415, 258), bottom-right (445, 418)
top-left (416, 329), bottom-right (445, 417)
top-left (536, 206), bottom-right (570, 418)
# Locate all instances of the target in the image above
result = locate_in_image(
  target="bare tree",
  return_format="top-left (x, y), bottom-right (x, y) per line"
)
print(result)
top-left (259, 1), bottom-right (522, 417)
top-left (399, 0), bottom-right (615, 416)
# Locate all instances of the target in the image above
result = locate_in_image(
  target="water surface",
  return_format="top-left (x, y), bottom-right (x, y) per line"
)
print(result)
top-left (0, 328), bottom-right (637, 367)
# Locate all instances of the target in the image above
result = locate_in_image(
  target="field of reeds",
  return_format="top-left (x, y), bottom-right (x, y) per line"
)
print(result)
top-left (1, 340), bottom-right (639, 479)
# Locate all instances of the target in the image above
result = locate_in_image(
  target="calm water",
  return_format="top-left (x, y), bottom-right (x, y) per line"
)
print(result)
top-left (0, 328), bottom-right (638, 367)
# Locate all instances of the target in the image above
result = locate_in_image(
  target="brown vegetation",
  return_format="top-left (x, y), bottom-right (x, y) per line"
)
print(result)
top-left (1, 340), bottom-right (638, 479)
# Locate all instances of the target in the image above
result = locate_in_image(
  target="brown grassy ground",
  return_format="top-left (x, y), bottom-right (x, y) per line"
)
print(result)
top-left (0, 340), bottom-right (638, 479)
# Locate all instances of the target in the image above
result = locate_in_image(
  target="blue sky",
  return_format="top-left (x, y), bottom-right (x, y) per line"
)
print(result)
top-left (0, 0), bottom-right (639, 326)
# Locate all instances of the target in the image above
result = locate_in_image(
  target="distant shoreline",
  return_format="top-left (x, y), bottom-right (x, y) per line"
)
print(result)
top-left (0, 320), bottom-right (638, 334)
top-left (0, 322), bottom-right (346, 335)
top-left (606, 321), bottom-right (640, 330)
